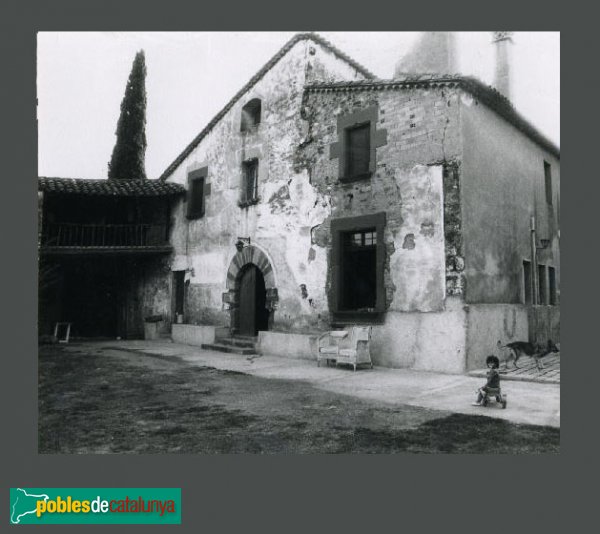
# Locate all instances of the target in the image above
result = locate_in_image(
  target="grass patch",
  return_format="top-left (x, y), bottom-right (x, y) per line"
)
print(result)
top-left (39, 345), bottom-right (559, 454)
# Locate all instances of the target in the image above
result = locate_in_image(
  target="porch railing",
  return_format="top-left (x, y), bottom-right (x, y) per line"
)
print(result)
top-left (42, 223), bottom-right (168, 247)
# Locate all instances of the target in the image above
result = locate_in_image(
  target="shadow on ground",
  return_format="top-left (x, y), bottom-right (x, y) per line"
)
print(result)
top-left (39, 345), bottom-right (559, 454)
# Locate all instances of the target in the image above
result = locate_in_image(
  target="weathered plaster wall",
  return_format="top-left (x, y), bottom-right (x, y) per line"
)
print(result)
top-left (171, 324), bottom-right (218, 346)
top-left (528, 305), bottom-right (560, 345)
top-left (301, 86), bottom-right (463, 314)
top-left (460, 93), bottom-right (560, 304)
top-left (257, 331), bottom-right (318, 361)
top-left (137, 256), bottom-right (173, 336)
top-left (298, 85), bottom-right (468, 371)
top-left (464, 303), bottom-right (529, 370)
top-left (164, 39), bottom-right (366, 331)
top-left (371, 297), bottom-right (467, 373)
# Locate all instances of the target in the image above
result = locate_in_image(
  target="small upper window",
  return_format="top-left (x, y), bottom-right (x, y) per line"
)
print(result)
top-left (544, 161), bottom-right (553, 205)
top-left (345, 122), bottom-right (371, 179)
top-left (187, 168), bottom-right (207, 219)
top-left (240, 159), bottom-right (259, 207)
top-left (347, 230), bottom-right (377, 248)
top-left (241, 99), bottom-right (262, 132)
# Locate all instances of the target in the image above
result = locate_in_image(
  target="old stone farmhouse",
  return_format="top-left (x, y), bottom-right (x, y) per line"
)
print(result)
top-left (39, 32), bottom-right (560, 373)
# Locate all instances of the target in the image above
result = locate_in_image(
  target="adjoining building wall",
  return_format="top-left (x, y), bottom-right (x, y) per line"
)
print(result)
top-left (137, 256), bottom-right (173, 337)
top-left (372, 296), bottom-right (467, 373)
top-left (464, 303), bottom-right (529, 370)
top-left (528, 305), bottom-right (560, 346)
top-left (459, 92), bottom-right (560, 305)
top-left (458, 90), bottom-right (560, 353)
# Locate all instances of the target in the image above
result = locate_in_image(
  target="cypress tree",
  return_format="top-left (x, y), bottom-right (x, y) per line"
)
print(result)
top-left (108, 50), bottom-right (148, 180)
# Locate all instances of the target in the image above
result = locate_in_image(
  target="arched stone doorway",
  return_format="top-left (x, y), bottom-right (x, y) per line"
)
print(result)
top-left (223, 245), bottom-right (278, 336)
top-left (237, 264), bottom-right (269, 336)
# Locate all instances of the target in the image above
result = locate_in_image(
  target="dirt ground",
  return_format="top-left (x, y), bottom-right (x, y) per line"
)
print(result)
top-left (39, 344), bottom-right (560, 454)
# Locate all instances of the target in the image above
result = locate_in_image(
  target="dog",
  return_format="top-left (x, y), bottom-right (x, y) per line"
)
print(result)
top-left (496, 340), bottom-right (560, 370)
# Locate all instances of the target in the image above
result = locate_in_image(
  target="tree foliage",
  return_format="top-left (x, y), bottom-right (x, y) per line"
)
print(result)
top-left (108, 50), bottom-right (148, 180)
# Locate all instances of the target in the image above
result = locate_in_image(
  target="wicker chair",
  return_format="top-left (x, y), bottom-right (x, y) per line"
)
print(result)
top-left (317, 326), bottom-right (373, 371)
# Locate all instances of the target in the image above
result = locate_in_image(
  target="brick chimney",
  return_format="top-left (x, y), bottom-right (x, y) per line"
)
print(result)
top-left (492, 31), bottom-right (513, 100)
top-left (394, 32), bottom-right (457, 77)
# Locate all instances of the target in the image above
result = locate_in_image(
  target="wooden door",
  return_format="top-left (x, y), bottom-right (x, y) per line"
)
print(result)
top-left (174, 271), bottom-right (185, 315)
top-left (238, 265), bottom-right (257, 336)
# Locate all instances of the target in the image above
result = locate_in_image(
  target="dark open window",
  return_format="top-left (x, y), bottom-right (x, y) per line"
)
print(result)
top-left (548, 266), bottom-right (557, 305)
top-left (341, 229), bottom-right (377, 310)
top-left (523, 260), bottom-right (532, 304)
top-left (331, 213), bottom-right (386, 323)
top-left (241, 98), bottom-right (262, 132)
top-left (187, 168), bottom-right (207, 219)
top-left (345, 123), bottom-right (371, 179)
top-left (538, 264), bottom-right (547, 305)
top-left (240, 159), bottom-right (259, 206)
top-left (174, 270), bottom-right (185, 317)
top-left (544, 161), bottom-right (553, 205)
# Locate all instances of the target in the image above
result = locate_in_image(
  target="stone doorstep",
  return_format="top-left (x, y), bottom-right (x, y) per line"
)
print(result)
top-left (215, 336), bottom-right (257, 349)
top-left (200, 342), bottom-right (257, 356)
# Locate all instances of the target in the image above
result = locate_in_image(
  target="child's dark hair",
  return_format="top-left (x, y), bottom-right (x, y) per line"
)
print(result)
top-left (485, 355), bottom-right (500, 368)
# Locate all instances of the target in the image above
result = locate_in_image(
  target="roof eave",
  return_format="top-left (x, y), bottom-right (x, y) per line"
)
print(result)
top-left (158, 32), bottom-right (376, 182)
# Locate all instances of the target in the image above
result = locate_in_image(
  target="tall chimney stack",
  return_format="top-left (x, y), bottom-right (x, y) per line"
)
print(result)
top-left (492, 31), bottom-right (514, 100)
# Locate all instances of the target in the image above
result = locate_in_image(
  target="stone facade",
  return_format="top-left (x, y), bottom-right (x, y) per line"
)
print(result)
top-left (156, 35), bottom-right (560, 373)
top-left (165, 36), bottom-right (367, 333)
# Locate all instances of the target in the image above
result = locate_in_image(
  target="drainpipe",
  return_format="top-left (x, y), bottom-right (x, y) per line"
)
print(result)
top-left (530, 215), bottom-right (538, 305)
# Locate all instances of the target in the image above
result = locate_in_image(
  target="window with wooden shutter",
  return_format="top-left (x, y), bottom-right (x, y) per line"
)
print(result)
top-left (548, 266), bottom-right (557, 305)
top-left (523, 260), bottom-right (532, 304)
top-left (240, 159), bottom-right (259, 207)
top-left (187, 167), bottom-right (208, 219)
top-left (330, 106), bottom-right (386, 183)
top-left (538, 264), bottom-right (547, 305)
top-left (346, 123), bottom-right (370, 179)
top-left (544, 161), bottom-right (552, 205)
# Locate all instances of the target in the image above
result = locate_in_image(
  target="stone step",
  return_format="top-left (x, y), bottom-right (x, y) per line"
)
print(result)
top-left (201, 343), bottom-right (257, 355)
top-left (215, 336), bottom-right (257, 348)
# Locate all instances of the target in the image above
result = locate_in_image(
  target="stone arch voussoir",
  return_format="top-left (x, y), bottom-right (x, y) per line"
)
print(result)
top-left (225, 245), bottom-right (275, 290)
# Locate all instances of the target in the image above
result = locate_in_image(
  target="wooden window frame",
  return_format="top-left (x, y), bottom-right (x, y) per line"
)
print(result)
top-left (345, 122), bottom-right (371, 181)
top-left (538, 263), bottom-right (548, 305)
top-left (239, 158), bottom-right (259, 208)
top-left (523, 260), bottom-right (533, 305)
top-left (330, 212), bottom-right (386, 324)
top-left (548, 266), bottom-right (557, 305)
top-left (186, 167), bottom-right (208, 220)
top-left (329, 106), bottom-right (387, 184)
top-left (544, 161), bottom-right (553, 206)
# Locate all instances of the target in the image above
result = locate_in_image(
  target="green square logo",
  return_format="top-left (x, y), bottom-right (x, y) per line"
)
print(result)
top-left (9, 488), bottom-right (181, 524)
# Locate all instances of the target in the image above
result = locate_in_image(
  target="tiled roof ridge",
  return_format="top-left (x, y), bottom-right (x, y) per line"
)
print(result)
top-left (158, 32), bottom-right (376, 181)
top-left (38, 177), bottom-right (186, 196)
top-left (306, 73), bottom-right (463, 88)
top-left (305, 75), bottom-right (560, 158)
